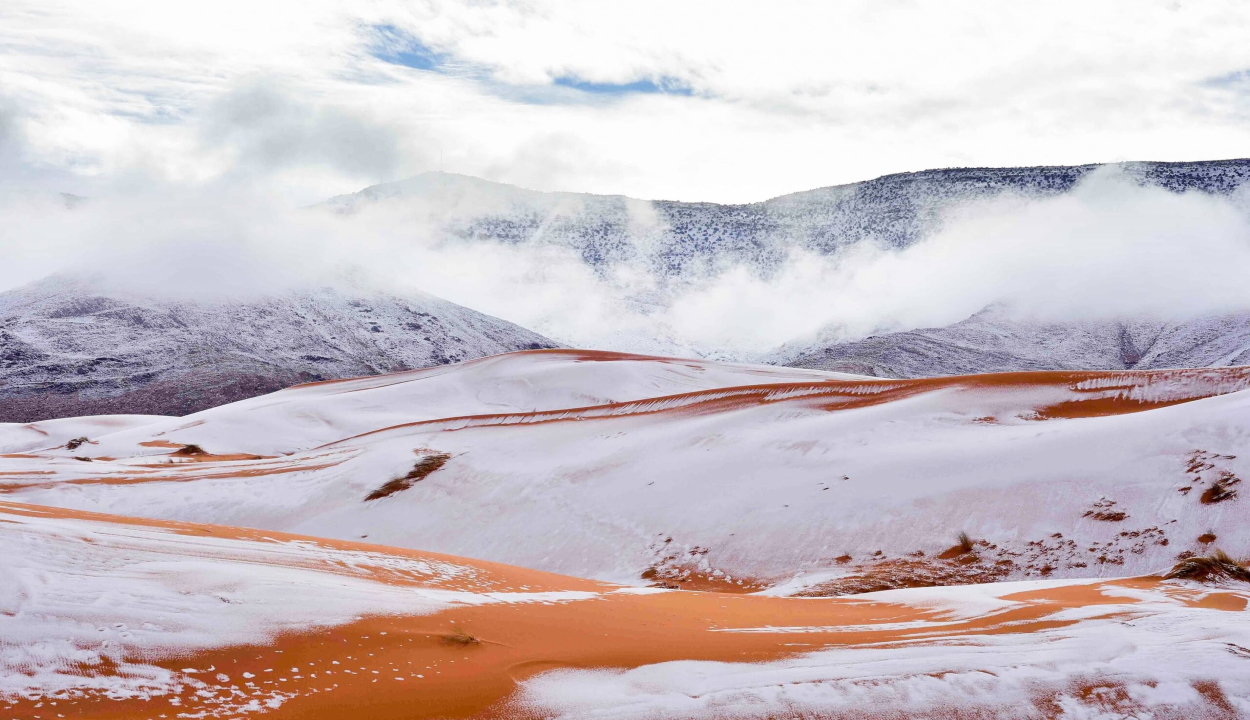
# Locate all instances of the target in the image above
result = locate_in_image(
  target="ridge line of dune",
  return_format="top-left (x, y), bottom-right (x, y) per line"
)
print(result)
top-left (312, 365), bottom-right (1250, 450)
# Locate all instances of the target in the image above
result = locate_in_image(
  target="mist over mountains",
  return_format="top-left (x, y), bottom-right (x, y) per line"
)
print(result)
top-left (321, 158), bottom-right (1250, 356)
top-left (327, 159), bottom-right (1250, 278)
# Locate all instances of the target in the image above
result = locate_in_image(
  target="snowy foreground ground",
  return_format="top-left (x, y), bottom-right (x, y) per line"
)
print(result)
top-left (1, 502), bottom-right (1248, 719)
top-left (2, 349), bottom-right (1249, 718)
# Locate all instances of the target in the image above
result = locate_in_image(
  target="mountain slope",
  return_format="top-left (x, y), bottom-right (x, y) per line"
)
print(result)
top-left (781, 306), bottom-right (1250, 377)
top-left (0, 274), bottom-right (559, 422)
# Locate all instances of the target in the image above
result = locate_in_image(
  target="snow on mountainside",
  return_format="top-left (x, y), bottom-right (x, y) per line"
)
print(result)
top-left (781, 305), bottom-right (1250, 378)
top-left (0, 274), bottom-right (559, 422)
top-left (319, 160), bottom-right (1250, 370)
top-left (4, 351), bottom-right (1247, 594)
top-left (324, 160), bottom-right (1250, 278)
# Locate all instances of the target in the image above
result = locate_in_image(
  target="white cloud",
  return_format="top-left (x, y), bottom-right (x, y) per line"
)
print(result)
top-left (3, 1), bottom-right (1250, 202)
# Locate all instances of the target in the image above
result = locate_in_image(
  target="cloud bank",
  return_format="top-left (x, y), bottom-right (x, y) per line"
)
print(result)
top-left (4, 166), bottom-right (1250, 360)
top-left (665, 169), bottom-right (1250, 353)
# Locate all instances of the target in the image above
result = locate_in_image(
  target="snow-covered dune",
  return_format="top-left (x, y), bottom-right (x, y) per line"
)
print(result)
top-left (0, 414), bottom-right (167, 455)
top-left (2, 351), bottom-right (1247, 592)
top-left (36, 349), bottom-right (860, 458)
top-left (1, 501), bottom-right (1247, 720)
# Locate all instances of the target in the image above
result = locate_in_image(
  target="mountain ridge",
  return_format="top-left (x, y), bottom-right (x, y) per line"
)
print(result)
top-left (0, 274), bottom-right (560, 422)
top-left (321, 158), bottom-right (1250, 285)
top-left (779, 306), bottom-right (1250, 378)
top-left (330, 156), bottom-right (1250, 207)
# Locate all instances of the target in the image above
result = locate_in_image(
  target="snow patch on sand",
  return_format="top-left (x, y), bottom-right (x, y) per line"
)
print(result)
top-left (517, 582), bottom-right (1250, 719)
top-left (0, 505), bottom-right (599, 704)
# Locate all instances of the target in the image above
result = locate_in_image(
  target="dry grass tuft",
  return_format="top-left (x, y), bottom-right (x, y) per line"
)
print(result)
top-left (1200, 476), bottom-right (1239, 505)
top-left (937, 532), bottom-right (978, 560)
top-left (1164, 549), bottom-right (1250, 583)
top-left (795, 554), bottom-right (1012, 597)
top-left (365, 453), bottom-right (452, 501)
top-left (66, 437), bottom-right (89, 450)
top-left (1083, 499), bottom-right (1128, 521)
top-left (957, 532), bottom-right (974, 554)
top-left (441, 627), bottom-right (480, 646)
top-left (172, 444), bottom-right (207, 456)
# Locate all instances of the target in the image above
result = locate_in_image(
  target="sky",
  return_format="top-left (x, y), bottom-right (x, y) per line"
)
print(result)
top-left (5, 2), bottom-right (1250, 358)
top-left (4, 1), bottom-right (1250, 204)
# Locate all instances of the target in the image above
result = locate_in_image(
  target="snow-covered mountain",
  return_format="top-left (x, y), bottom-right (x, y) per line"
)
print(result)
top-left (325, 160), bottom-right (1250, 278)
top-left (321, 160), bottom-right (1250, 371)
top-left (0, 274), bottom-right (559, 422)
top-left (781, 306), bottom-right (1250, 377)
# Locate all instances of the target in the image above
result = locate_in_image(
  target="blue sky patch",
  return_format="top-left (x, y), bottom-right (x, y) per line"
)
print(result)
top-left (552, 75), bottom-right (693, 97)
top-left (1202, 69), bottom-right (1250, 90)
top-left (370, 24), bottom-right (445, 71)
top-left (363, 25), bottom-right (694, 104)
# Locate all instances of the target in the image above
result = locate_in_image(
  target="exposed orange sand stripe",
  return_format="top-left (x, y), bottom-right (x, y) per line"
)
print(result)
top-left (309, 365), bottom-right (1248, 451)
top-left (0, 454), bottom-right (349, 494)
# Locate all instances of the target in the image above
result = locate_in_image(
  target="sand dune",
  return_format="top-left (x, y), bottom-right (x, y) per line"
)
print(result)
top-left (0, 415), bottom-right (168, 456)
top-left (2, 501), bottom-right (1248, 719)
top-left (2, 351), bottom-right (1247, 592)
